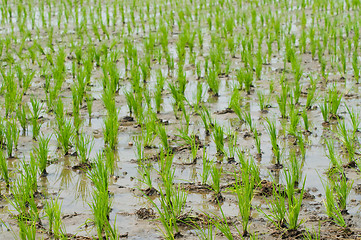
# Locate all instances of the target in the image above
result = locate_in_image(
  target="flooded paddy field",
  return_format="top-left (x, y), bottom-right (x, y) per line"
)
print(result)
top-left (1, 0), bottom-right (361, 239)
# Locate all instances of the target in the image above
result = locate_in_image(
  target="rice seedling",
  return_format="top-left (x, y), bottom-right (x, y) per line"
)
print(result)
top-left (321, 178), bottom-right (347, 227)
top-left (284, 170), bottom-right (305, 230)
top-left (34, 134), bottom-right (51, 176)
top-left (345, 104), bottom-right (360, 134)
top-left (103, 113), bottom-right (119, 150)
top-left (243, 111), bottom-right (254, 133)
top-left (337, 119), bottom-right (356, 163)
top-left (55, 119), bottom-right (75, 155)
top-left (201, 149), bottom-right (212, 185)
top-left (194, 218), bottom-right (215, 240)
top-left (234, 168), bottom-right (255, 236)
top-left (212, 122), bottom-right (225, 156)
top-left (303, 222), bottom-right (321, 240)
top-left (257, 182), bottom-right (286, 229)
top-left (206, 69), bottom-right (220, 97)
top-left (226, 130), bottom-right (237, 160)
top-left (328, 86), bottom-right (342, 119)
top-left (0, 150), bottom-right (9, 187)
top-left (75, 133), bottom-right (94, 165)
top-left (288, 105), bottom-right (300, 136)
top-left (29, 97), bottom-right (42, 140)
top-left (325, 138), bottom-right (343, 174)
top-left (276, 81), bottom-right (288, 119)
top-left (265, 118), bottom-right (281, 166)
top-left (301, 109), bottom-right (310, 133)
top-left (305, 85), bottom-right (317, 110)
top-left (44, 196), bottom-right (66, 238)
top-left (5, 119), bottom-right (19, 158)
top-left (210, 163), bottom-right (222, 196)
top-left (88, 155), bottom-right (112, 238)
top-left (17, 216), bottom-right (37, 240)
top-left (157, 124), bottom-right (170, 154)
top-left (257, 91), bottom-right (266, 112)
top-left (332, 175), bottom-right (353, 211)
top-left (16, 104), bottom-right (27, 134)
top-left (210, 204), bottom-right (234, 239)
top-left (319, 98), bottom-right (329, 123)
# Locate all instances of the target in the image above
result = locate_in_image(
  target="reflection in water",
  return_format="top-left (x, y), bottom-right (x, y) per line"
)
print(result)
top-left (75, 172), bottom-right (90, 201)
top-left (57, 165), bottom-right (73, 189)
top-left (39, 175), bottom-right (49, 197)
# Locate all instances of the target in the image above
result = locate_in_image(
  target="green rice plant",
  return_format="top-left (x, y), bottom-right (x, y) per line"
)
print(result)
top-left (257, 183), bottom-right (286, 229)
top-left (303, 222), bottom-right (321, 240)
top-left (88, 155), bottom-right (112, 238)
top-left (17, 216), bottom-right (37, 240)
top-left (253, 127), bottom-right (262, 156)
top-left (0, 150), bottom-right (9, 187)
top-left (265, 118), bottom-right (281, 166)
top-left (212, 122), bottom-right (225, 156)
top-left (226, 130), bottom-right (237, 160)
top-left (243, 111), bottom-right (253, 133)
top-left (276, 82), bottom-right (288, 118)
top-left (210, 204), bottom-right (234, 239)
top-left (328, 86), bottom-right (342, 119)
top-left (157, 124), bottom-right (170, 154)
top-left (305, 86), bottom-right (317, 110)
top-left (55, 119), bottom-right (75, 155)
top-left (352, 53), bottom-right (359, 83)
top-left (138, 161), bottom-right (154, 190)
top-left (198, 105), bottom-right (212, 136)
top-left (206, 69), bottom-right (220, 96)
top-left (257, 91), bottom-right (266, 112)
top-left (301, 109), bottom-right (310, 132)
top-left (34, 134), bottom-right (51, 176)
top-left (152, 155), bottom-right (188, 238)
top-left (229, 91), bottom-right (243, 123)
top-left (194, 218), bottom-right (214, 240)
top-left (325, 139), bottom-right (342, 172)
top-left (8, 157), bottom-right (38, 221)
top-left (201, 149), bottom-right (212, 185)
top-left (5, 119), bottom-right (19, 158)
top-left (0, 117), bottom-right (4, 147)
top-left (169, 82), bottom-right (184, 112)
top-left (210, 164), bottom-right (222, 195)
top-left (29, 97), bottom-right (42, 140)
top-left (337, 119), bottom-right (356, 162)
top-left (8, 175), bottom-right (31, 220)
top-left (284, 170), bottom-right (305, 230)
top-left (189, 135), bottom-right (199, 162)
top-left (133, 135), bottom-right (145, 161)
top-left (234, 169), bottom-right (255, 236)
top-left (332, 175), bottom-right (353, 211)
top-left (75, 133), bottom-right (94, 165)
top-left (103, 113), bottom-right (119, 150)
top-left (44, 196), bottom-right (65, 238)
top-left (322, 179), bottom-right (347, 227)
top-left (244, 69), bottom-right (253, 95)
top-left (319, 98), bottom-right (329, 123)
top-left (288, 151), bottom-right (304, 186)
top-left (288, 105), bottom-right (299, 136)
top-left (16, 104), bottom-right (27, 134)
top-left (55, 99), bottom-right (65, 128)
top-left (104, 146), bottom-right (116, 175)
top-left (345, 104), bottom-right (360, 134)
top-left (2, 69), bottom-right (20, 117)
top-left (154, 87), bottom-right (163, 114)
top-left (195, 81), bottom-right (205, 107)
